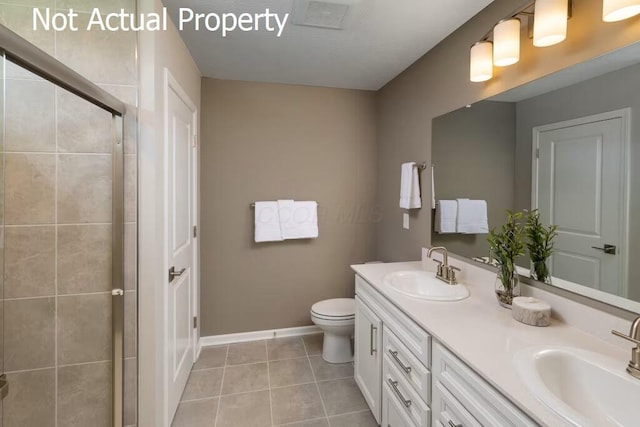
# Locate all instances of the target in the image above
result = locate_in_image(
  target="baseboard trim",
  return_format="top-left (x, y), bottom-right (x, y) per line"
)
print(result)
top-left (199, 325), bottom-right (322, 347)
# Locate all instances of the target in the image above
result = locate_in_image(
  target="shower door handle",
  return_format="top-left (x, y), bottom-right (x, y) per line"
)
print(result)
top-left (0, 374), bottom-right (9, 400)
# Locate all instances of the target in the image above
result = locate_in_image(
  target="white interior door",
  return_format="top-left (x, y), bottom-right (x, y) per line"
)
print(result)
top-left (533, 110), bottom-right (629, 296)
top-left (165, 69), bottom-right (198, 421)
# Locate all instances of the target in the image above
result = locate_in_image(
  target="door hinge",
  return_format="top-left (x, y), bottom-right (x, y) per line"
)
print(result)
top-left (536, 148), bottom-right (540, 158)
top-left (193, 134), bottom-right (198, 148)
top-left (193, 316), bottom-right (198, 329)
top-left (193, 225), bottom-right (197, 238)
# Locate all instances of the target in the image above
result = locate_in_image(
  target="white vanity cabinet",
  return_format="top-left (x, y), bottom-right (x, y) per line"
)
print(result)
top-left (432, 343), bottom-right (537, 427)
top-left (355, 276), bottom-right (432, 427)
top-left (355, 295), bottom-right (383, 423)
top-left (354, 274), bottom-right (538, 427)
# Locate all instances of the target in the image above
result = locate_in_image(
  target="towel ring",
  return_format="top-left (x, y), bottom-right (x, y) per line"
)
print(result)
top-left (414, 162), bottom-right (427, 171)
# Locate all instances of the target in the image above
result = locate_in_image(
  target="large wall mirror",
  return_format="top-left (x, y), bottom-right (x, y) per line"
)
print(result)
top-left (431, 41), bottom-right (640, 313)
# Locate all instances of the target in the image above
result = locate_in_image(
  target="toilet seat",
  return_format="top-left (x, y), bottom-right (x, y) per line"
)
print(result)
top-left (311, 298), bottom-right (355, 321)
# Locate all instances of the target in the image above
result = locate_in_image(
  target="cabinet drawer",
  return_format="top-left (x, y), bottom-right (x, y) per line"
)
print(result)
top-left (433, 343), bottom-right (536, 427)
top-left (383, 353), bottom-right (431, 427)
top-left (356, 275), bottom-right (431, 367)
top-left (384, 326), bottom-right (431, 402)
top-left (434, 381), bottom-right (481, 427)
top-left (383, 382), bottom-right (419, 427)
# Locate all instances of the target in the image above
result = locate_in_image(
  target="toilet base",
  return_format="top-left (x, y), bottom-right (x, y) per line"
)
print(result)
top-left (322, 333), bottom-right (353, 364)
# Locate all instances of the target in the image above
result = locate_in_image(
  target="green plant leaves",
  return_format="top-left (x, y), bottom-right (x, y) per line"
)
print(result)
top-left (487, 209), bottom-right (558, 286)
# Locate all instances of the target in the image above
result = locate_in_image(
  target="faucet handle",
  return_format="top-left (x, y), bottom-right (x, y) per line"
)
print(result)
top-left (612, 330), bottom-right (640, 346)
top-left (432, 259), bottom-right (444, 277)
top-left (446, 266), bottom-right (459, 285)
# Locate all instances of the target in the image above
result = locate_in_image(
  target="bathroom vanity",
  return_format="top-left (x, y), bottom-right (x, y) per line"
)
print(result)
top-left (352, 259), bottom-right (634, 427)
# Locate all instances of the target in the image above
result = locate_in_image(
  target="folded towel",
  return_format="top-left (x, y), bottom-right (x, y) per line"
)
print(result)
top-left (399, 162), bottom-right (422, 209)
top-left (280, 201), bottom-right (318, 240)
top-left (254, 201), bottom-right (283, 242)
top-left (457, 199), bottom-right (489, 234)
top-left (435, 200), bottom-right (457, 233)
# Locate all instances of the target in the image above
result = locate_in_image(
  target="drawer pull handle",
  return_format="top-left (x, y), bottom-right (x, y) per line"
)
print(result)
top-left (388, 349), bottom-right (412, 373)
top-left (388, 379), bottom-right (412, 408)
top-left (370, 325), bottom-right (377, 355)
top-left (448, 421), bottom-right (463, 427)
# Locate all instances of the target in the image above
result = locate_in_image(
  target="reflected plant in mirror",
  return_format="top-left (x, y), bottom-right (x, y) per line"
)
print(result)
top-left (488, 210), bottom-right (525, 308)
top-left (525, 209), bottom-right (558, 285)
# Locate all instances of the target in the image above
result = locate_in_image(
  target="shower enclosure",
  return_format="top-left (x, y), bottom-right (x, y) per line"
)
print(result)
top-left (0, 25), bottom-right (135, 427)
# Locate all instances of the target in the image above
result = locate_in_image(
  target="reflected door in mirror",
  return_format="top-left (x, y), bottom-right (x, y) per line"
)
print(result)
top-left (534, 111), bottom-right (628, 297)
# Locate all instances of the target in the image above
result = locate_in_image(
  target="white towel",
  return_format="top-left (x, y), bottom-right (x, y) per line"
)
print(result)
top-left (254, 201), bottom-right (283, 242)
top-left (279, 200), bottom-right (318, 240)
top-left (456, 199), bottom-right (489, 234)
top-left (435, 200), bottom-right (457, 233)
top-left (399, 162), bottom-right (422, 209)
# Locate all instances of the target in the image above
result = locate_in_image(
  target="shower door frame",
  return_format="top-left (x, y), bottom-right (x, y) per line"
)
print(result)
top-left (0, 24), bottom-right (128, 427)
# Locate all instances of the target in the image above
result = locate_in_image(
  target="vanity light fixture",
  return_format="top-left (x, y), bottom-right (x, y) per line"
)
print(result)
top-left (470, 41), bottom-right (494, 82)
top-left (470, 0), bottom-right (576, 82)
top-left (533, 0), bottom-right (569, 47)
top-left (493, 18), bottom-right (521, 66)
top-left (603, 0), bottom-right (640, 21)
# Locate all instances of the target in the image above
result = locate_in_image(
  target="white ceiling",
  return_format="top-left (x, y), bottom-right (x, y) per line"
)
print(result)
top-left (163, 0), bottom-right (494, 90)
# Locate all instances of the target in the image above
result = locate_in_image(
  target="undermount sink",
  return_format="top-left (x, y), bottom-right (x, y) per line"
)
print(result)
top-left (382, 270), bottom-right (470, 301)
top-left (514, 346), bottom-right (640, 427)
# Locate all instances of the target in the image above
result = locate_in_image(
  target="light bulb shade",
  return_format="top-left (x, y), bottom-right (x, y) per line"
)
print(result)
top-left (493, 18), bottom-right (521, 66)
top-left (533, 0), bottom-right (568, 47)
top-left (603, 0), bottom-right (640, 21)
top-left (470, 41), bottom-right (493, 82)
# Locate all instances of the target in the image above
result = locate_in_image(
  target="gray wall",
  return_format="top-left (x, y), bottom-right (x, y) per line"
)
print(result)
top-left (200, 79), bottom-right (377, 336)
top-left (375, 0), bottom-right (640, 262)
top-left (514, 63), bottom-right (640, 301)
top-left (431, 101), bottom-right (515, 257)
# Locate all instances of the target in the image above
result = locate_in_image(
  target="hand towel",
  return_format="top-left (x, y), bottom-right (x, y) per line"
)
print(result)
top-left (279, 201), bottom-right (318, 240)
top-left (434, 200), bottom-right (457, 233)
top-left (254, 201), bottom-right (283, 242)
top-left (399, 162), bottom-right (422, 209)
top-left (457, 199), bottom-right (489, 234)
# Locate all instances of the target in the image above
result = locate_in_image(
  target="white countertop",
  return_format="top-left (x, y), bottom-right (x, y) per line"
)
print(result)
top-left (351, 260), bottom-right (631, 427)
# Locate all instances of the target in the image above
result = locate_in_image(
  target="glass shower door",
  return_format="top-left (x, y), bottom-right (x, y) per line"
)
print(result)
top-left (0, 55), bottom-right (126, 427)
top-left (0, 48), bottom-right (5, 427)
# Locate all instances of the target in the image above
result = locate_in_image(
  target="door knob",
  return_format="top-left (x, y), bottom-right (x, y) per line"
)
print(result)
top-left (169, 266), bottom-right (186, 282)
top-left (591, 244), bottom-right (616, 255)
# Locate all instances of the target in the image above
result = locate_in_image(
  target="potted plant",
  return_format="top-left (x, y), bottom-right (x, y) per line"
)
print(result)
top-left (525, 209), bottom-right (558, 284)
top-left (487, 210), bottom-right (525, 308)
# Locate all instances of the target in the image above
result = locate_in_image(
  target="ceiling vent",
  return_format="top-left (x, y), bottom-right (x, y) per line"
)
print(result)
top-left (292, 0), bottom-right (351, 30)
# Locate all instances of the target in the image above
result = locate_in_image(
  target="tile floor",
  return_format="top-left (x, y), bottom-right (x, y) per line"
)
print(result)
top-left (172, 334), bottom-right (377, 427)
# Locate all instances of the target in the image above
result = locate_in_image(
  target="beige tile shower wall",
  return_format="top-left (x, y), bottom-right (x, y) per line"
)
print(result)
top-left (201, 79), bottom-right (377, 336)
top-left (375, 0), bottom-right (640, 262)
top-left (0, 1), bottom-right (138, 426)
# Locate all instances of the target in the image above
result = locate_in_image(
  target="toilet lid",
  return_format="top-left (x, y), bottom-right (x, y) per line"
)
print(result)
top-left (311, 298), bottom-right (355, 318)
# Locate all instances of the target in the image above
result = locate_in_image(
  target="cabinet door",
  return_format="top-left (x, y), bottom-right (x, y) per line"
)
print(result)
top-left (355, 296), bottom-right (383, 423)
top-left (382, 382), bottom-right (418, 427)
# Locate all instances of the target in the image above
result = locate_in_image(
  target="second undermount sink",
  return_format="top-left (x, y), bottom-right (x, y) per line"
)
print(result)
top-left (382, 270), bottom-right (470, 301)
top-left (514, 346), bottom-right (640, 427)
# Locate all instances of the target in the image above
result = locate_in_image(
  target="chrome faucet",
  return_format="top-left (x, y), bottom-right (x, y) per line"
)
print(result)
top-left (612, 316), bottom-right (640, 379)
top-left (427, 246), bottom-right (459, 285)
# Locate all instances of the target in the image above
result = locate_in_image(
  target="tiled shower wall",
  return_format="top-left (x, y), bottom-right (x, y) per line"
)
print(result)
top-left (0, 1), bottom-right (138, 426)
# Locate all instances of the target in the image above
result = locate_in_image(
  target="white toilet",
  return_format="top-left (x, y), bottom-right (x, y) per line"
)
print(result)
top-left (310, 298), bottom-right (355, 364)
